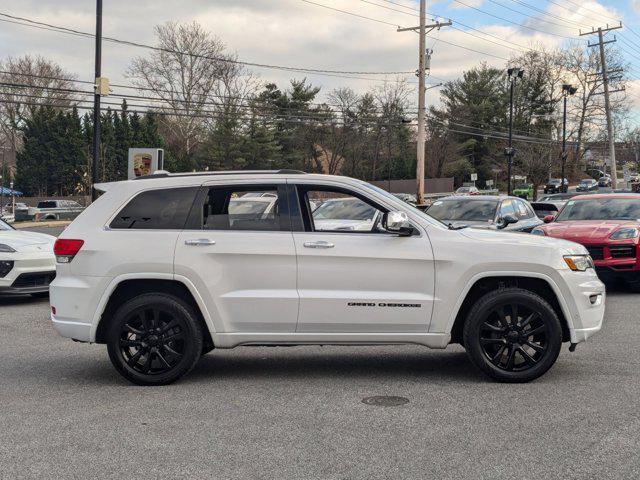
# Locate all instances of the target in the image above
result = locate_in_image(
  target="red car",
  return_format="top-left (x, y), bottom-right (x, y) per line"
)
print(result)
top-left (532, 194), bottom-right (640, 289)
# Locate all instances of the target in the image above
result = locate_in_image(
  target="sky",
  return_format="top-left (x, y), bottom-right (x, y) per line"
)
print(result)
top-left (0, 0), bottom-right (638, 114)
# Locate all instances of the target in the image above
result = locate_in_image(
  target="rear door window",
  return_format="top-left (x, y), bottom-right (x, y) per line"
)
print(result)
top-left (194, 185), bottom-right (289, 231)
top-left (110, 187), bottom-right (199, 230)
top-left (37, 201), bottom-right (57, 209)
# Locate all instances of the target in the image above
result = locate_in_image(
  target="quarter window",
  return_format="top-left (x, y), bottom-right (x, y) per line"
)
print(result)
top-left (110, 187), bottom-right (198, 230)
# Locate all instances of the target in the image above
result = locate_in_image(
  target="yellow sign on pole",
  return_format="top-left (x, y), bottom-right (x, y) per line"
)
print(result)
top-left (95, 77), bottom-right (110, 96)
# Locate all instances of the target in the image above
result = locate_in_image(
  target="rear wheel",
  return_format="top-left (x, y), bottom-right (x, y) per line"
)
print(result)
top-left (106, 293), bottom-right (203, 386)
top-left (463, 288), bottom-right (562, 383)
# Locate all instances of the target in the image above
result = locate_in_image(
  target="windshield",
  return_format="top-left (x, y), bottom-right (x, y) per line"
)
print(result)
top-left (580, 180), bottom-right (594, 185)
top-left (229, 200), bottom-right (271, 216)
top-left (456, 187), bottom-right (472, 193)
top-left (313, 199), bottom-right (376, 221)
top-left (556, 198), bottom-right (640, 221)
top-left (548, 179), bottom-right (561, 185)
top-left (427, 199), bottom-right (498, 222)
top-left (0, 219), bottom-right (14, 231)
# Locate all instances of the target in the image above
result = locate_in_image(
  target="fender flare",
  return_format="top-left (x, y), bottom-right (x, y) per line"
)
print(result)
top-left (445, 270), bottom-right (575, 335)
top-left (89, 272), bottom-right (216, 342)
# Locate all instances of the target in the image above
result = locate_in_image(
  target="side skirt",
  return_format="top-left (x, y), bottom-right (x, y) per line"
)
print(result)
top-left (212, 332), bottom-right (451, 349)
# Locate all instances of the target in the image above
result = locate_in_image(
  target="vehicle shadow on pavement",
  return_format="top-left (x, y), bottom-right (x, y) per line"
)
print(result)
top-left (0, 295), bottom-right (47, 306)
top-left (188, 348), bottom-right (485, 384)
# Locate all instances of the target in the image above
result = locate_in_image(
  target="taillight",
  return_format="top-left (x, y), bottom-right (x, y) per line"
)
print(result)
top-left (54, 239), bottom-right (84, 263)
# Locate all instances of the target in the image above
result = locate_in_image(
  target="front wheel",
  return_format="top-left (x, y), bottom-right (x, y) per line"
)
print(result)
top-left (106, 293), bottom-right (203, 386)
top-left (463, 288), bottom-right (562, 383)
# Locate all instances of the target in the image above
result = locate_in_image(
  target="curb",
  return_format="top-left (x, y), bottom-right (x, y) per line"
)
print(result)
top-left (13, 220), bottom-right (72, 230)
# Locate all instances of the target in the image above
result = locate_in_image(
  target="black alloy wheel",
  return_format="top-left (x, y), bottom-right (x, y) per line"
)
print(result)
top-left (119, 308), bottom-right (186, 375)
top-left (107, 293), bottom-right (203, 386)
top-left (479, 303), bottom-right (548, 372)
top-left (463, 288), bottom-right (562, 383)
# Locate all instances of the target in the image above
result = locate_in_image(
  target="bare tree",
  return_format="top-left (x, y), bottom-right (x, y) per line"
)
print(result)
top-left (0, 55), bottom-right (77, 172)
top-left (560, 43), bottom-right (628, 169)
top-left (128, 22), bottom-right (238, 170)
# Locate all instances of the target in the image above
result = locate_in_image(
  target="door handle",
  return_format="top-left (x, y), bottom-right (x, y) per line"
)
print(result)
top-left (185, 239), bottom-right (216, 246)
top-left (304, 241), bottom-right (335, 249)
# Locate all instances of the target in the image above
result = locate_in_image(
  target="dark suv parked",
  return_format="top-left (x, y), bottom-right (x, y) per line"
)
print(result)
top-left (544, 178), bottom-right (568, 194)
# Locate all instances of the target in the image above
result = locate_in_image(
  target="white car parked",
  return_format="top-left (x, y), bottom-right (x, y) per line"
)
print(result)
top-left (50, 171), bottom-right (605, 385)
top-left (0, 219), bottom-right (56, 296)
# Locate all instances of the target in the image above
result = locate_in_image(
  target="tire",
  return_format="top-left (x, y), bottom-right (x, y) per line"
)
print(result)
top-left (106, 293), bottom-right (203, 386)
top-left (463, 288), bottom-right (562, 383)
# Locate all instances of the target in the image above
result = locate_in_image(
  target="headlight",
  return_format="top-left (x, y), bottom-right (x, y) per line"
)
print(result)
top-left (609, 228), bottom-right (639, 240)
top-left (531, 227), bottom-right (546, 236)
top-left (564, 255), bottom-right (594, 272)
top-left (0, 243), bottom-right (16, 253)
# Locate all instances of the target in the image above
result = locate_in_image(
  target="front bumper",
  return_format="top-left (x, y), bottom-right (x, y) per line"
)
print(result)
top-left (0, 252), bottom-right (56, 295)
top-left (557, 269), bottom-right (606, 344)
top-left (595, 266), bottom-right (640, 284)
top-left (586, 244), bottom-right (640, 284)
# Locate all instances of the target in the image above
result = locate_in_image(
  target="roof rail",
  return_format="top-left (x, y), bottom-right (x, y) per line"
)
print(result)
top-left (132, 169), bottom-right (308, 180)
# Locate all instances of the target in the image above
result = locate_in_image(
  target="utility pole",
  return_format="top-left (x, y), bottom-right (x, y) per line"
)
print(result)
top-left (580, 23), bottom-right (624, 189)
top-left (398, 7), bottom-right (451, 205)
top-left (92, 0), bottom-right (107, 201)
top-left (561, 84), bottom-right (577, 193)
top-left (506, 68), bottom-right (524, 196)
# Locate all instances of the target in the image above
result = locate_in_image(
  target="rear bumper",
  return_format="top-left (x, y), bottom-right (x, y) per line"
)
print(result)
top-left (50, 273), bottom-right (111, 343)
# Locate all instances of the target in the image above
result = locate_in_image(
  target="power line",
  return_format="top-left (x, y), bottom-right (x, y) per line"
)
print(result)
top-left (449, 0), bottom-right (575, 40)
top-left (365, 0), bottom-right (529, 53)
top-left (488, 0), bottom-right (582, 31)
top-left (0, 93), bottom-right (562, 145)
top-left (0, 11), bottom-right (414, 77)
top-left (303, 0), bottom-right (511, 61)
top-left (557, 0), bottom-right (621, 23)
top-left (300, 0), bottom-right (400, 26)
top-left (0, 77), bottom-right (423, 114)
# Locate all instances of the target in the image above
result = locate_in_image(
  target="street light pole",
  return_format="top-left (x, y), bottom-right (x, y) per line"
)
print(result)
top-left (0, 148), bottom-right (5, 214)
top-left (91, 0), bottom-right (103, 201)
top-left (505, 68), bottom-right (523, 196)
top-left (561, 84), bottom-right (577, 193)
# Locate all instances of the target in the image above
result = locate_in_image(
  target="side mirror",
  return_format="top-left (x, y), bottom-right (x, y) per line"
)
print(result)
top-left (497, 214), bottom-right (518, 230)
top-left (543, 214), bottom-right (555, 223)
top-left (383, 211), bottom-right (414, 236)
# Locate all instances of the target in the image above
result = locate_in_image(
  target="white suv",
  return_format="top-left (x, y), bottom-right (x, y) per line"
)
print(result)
top-left (50, 171), bottom-right (605, 385)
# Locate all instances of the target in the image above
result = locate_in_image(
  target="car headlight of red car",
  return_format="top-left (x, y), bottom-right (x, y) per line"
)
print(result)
top-left (609, 228), bottom-right (639, 240)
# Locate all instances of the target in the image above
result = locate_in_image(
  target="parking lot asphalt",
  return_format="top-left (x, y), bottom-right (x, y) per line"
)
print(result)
top-left (2, 224), bottom-right (638, 479)
top-left (0, 287), bottom-right (638, 478)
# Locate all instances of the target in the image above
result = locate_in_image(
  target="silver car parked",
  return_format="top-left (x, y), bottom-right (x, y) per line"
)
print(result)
top-left (33, 200), bottom-right (85, 221)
